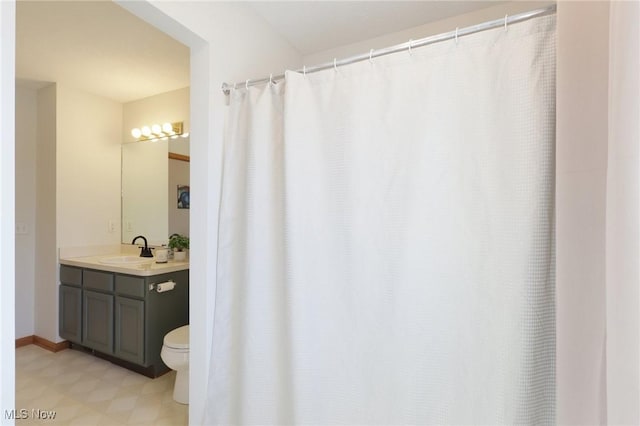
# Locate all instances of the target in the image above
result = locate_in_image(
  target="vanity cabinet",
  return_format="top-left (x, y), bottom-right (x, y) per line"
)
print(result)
top-left (59, 265), bottom-right (83, 343)
top-left (82, 270), bottom-right (115, 354)
top-left (58, 264), bottom-right (188, 377)
top-left (83, 290), bottom-right (114, 354)
top-left (59, 285), bottom-right (82, 342)
top-left (114, 274), bottom-right (146, 365)
top-left (115, 296), bottom-right (144, 364)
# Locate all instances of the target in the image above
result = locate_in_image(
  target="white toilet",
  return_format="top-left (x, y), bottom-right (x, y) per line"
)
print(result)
top-left (161, 325), bottom-right (189, 404)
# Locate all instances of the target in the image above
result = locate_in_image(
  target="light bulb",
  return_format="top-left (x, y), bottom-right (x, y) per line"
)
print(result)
top-left (181, 132), bottom-right (190, 138)
top-left (162, 122), bottom-right (173, 133)
top-left (141, 126), bottom-right (151, 137)
top-left (170, 135), bottom-right (179, 139)
top-left (131, 128), bottom-right (142, 139)
top-left (151, 124), bottom-right (162, 135)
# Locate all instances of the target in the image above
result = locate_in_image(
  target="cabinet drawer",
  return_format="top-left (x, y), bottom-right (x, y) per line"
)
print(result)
top-left (115, 275), bottom-right (146, 298)
top-left (83, 270), bottom-right (114, 292)
top-left (60, 265), bottom-right (82, 287)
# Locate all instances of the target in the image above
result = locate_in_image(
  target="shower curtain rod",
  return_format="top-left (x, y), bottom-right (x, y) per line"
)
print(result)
top-left (221, 4), bottom-right (556, 95)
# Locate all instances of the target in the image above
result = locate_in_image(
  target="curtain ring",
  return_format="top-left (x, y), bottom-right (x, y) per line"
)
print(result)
top-left (269, 73), bottom-right (273, 86)
top-left (334, 58), bottom-right (338, 72)
top-left (369, 49), bottom-right (374, 64)
top-left (455, 27), bottom-right (459, 44)
top-left (303, 65), bottom-right (306, 76)
top-left (245, 79), bottom-right (249, 90)
top-left (408, 39), bottom-right (413, 56)
top-left (504, 14), bottom-right (508, 31)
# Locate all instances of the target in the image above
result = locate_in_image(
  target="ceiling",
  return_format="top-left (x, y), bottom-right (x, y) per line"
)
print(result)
top-left (247, 1), bottom-right (502, 56)
top-left (16, 1), bottom-right (190, 103)
top-left (16, 1), bottom-right (502, 104)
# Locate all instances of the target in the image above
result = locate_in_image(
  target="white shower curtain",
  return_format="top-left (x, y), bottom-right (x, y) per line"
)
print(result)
top-left (208, 14), bottom-right (556, 425)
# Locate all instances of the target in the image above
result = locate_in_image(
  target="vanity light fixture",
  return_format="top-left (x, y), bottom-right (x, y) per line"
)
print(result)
top-left (131, 122), bottom-right (185, 142)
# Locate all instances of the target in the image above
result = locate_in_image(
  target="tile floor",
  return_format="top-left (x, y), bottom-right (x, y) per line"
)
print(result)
top-left (15, 344), bottom-right (188, 425)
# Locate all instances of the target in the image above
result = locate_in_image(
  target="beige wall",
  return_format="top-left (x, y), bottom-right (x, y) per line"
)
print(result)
top-left (556, 2), bottom-right (610, 424)
top-left (123, 86), bottom-right (189, 143)
top-left (15, 85), bottom-right (37, 339)
top-left (34, 84), bottom-right (57, 342)
top-left (56, 85), bottom-right (122, 249)
top-left (606, 2), bottom-right (640, 423)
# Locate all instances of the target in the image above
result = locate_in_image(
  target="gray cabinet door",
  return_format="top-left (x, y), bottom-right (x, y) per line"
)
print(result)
top-left (59, 285), bottom-right (82, 343)
top-left (83, 290), bottom-right (114, 354)
top-left (115, 296), bottom-right (145, 365)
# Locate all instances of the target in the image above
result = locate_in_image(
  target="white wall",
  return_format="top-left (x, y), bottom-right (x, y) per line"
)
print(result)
top-left (556, 2), bottom-right (610, 424)
top-left (56, 85), bottom-right (122, 250)
top-left (15, 85), bottom-right (37, 339)
top-left (303, 1), bottom-right (553, 65)
top-left (0, 0), bottom-right (16, 419)
top-left (34, 84), bottom-right (57, 343)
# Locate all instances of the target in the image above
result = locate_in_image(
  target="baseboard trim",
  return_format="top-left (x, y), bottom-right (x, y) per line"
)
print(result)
top-left (33, 336), bottom-right (70, 352)
top-left (15, 335), bottom-right (34, 348)
top-left (16, 335), bottom-right (70, 352)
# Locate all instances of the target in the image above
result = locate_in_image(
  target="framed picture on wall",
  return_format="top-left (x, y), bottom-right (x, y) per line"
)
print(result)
top-left (177, 185), bottom-right (190, 209)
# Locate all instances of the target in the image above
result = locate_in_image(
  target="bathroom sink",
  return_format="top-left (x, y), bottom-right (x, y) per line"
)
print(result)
top-left (99, 256), bottom-right (151, 265)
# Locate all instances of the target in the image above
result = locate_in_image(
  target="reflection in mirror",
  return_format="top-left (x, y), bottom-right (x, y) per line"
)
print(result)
top-left (168, 138), bottom-right (189, 238)
top-left (122, 137), bottom-right (189, 246)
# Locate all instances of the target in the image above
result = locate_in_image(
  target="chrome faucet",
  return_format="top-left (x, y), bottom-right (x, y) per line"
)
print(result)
top-left (131, 235), bottom-right (153, 257)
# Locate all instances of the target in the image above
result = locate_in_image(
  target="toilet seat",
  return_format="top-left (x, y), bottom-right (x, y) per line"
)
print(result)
top-left (164, 325), bottom-right (189, 349)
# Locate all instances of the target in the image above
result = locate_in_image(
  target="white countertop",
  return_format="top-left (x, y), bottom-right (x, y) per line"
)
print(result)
top-left (59, 254), bottom-right (189, 277)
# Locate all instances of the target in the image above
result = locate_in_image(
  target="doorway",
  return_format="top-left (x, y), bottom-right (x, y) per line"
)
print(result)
top-left (13, 1), bottom-right (205, 423)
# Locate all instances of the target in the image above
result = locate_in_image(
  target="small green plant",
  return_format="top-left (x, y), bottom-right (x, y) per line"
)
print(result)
top-left (168, 234), bottom-right (189, 252)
